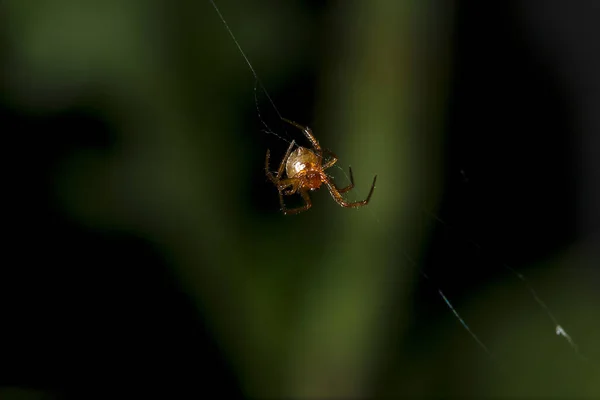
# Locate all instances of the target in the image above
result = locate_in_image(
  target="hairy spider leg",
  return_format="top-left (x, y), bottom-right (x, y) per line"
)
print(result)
top-left (321, 148), bottom-right (338, 170)
top-left (281, 118), bottom-right (322, 161)
top-left (270, 173), bottom-right (310, 214)
top-left (336, 166), bottom-right (356, 194)
top-left (277, 179), bottom-right (301, 195)
top-left (265, 139), bottom-right (309, 213)
top-left (319, 149), bottom-right (354, 194)
top-left (281, 189), bottom-right (312, 215)
top-left (323, 175), bottom-right (377, 208)
top-left (266, 140), bottom-right (295, 183)
top-left (265, 139), bottom-right (301, 195)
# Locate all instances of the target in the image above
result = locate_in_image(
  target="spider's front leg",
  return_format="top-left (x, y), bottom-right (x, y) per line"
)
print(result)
top-left (281, 118), bottom-right (322, 159)
top-left (265, 140), bottom-right (295, 184)
top-left (322, 149), bottom-right (339, 170)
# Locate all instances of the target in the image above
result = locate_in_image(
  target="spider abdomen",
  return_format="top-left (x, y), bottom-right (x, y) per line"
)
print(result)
top-left (285, 147), bottom-right (322, 190)
top-left (285, 147), bottom-right (316, 175)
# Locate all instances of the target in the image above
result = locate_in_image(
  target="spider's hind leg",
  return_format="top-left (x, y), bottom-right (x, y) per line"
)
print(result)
top-left (277, 178), bottom-right (300, 196)
top-left (281, 189), bottom-right (312, 215)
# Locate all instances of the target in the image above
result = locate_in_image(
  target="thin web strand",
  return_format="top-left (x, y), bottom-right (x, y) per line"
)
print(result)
top-left (331, 165), bottom-right (493, 357)
top-left (422, 209), bottom-right (587, 360)
top-left (208, 0), bottom-right (293, 145)
top-left (339, 155), bottom-right (587, 361)
top-left (419, 269), bottom-right (495, 358)
top-left (334, 165), bottom-right (592, 363)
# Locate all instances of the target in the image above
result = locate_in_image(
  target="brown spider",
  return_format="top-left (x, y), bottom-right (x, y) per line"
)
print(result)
top-left (265, 118), bottom-right (377, 215)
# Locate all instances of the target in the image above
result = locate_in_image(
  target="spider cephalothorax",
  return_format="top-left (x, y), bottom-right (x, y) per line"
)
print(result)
top-left (265, 118), bottom-right (377, 215)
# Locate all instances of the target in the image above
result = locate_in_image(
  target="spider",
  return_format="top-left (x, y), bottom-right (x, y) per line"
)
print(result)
top-left (265, 118), bottom-right (377, 215)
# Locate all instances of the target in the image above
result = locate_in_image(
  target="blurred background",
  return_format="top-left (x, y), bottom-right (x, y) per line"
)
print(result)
top-left (1, 0), bottom-right (599, 398)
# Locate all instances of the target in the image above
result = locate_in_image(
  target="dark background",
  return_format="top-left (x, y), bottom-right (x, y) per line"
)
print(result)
top-left (1, 0), bottom-right (599, 398)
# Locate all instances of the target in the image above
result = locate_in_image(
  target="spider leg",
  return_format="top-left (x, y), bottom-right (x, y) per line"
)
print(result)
top-left (324, 174), bottom-right (377, 208)
top-left (265, 149), bottom-right (278, 184)
top-left (266, 140), bottom-right (295, 184)
top-left (276, 178), bottom-right (300, 195)
top-left (321, 148), bottom-right (338, 170)
top-left (280, 189), bottom-right (312, 215)
top-left (336, 166), bottom-right (355, 194)
top-left (277, 140), bottom-right (295, 178)
top-left (321, 150), bottom-right (354, 194)
top-left (281, 118), bottom-right (322, 159)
